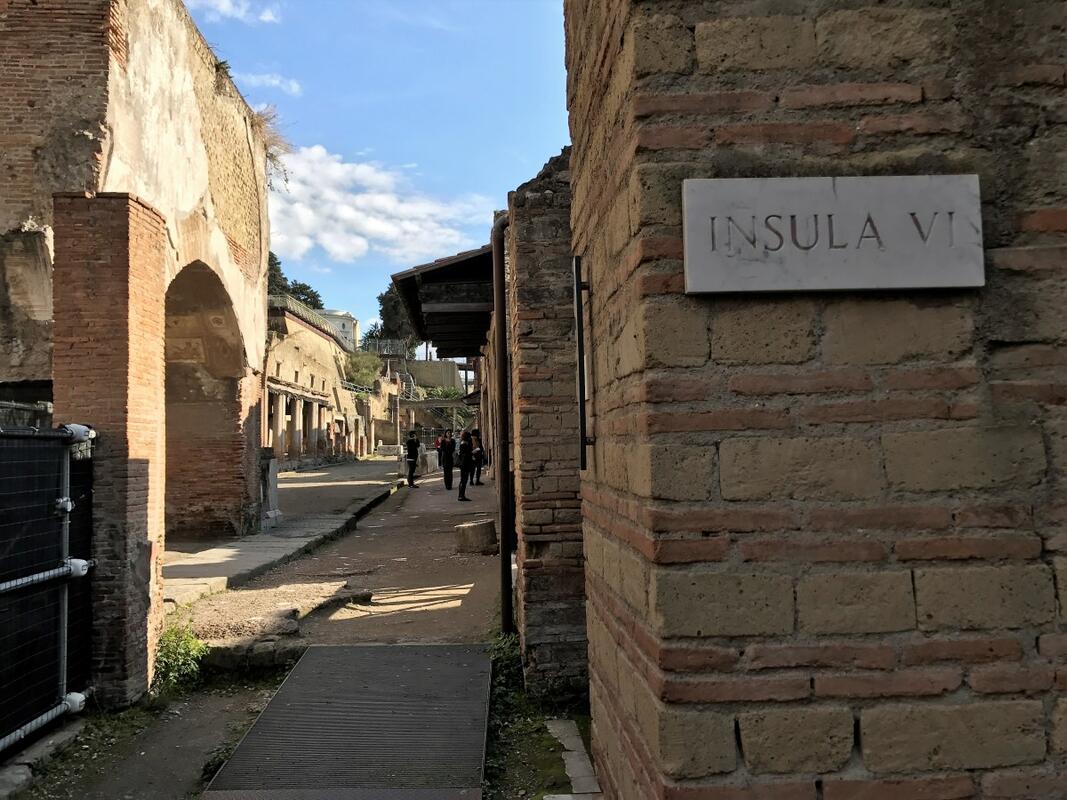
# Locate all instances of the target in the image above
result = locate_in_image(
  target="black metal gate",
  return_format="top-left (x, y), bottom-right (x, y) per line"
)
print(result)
top-left (0, 424), bottom-right (94, 752)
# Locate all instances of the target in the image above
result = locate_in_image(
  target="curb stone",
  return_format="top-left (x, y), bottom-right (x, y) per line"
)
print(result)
top-left (0, 719), bottom-right (86, 799)
top-left (0, 765), bottom-right (32, 799)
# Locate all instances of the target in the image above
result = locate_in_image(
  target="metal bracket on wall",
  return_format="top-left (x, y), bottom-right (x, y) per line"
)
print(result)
top-left (573, 255), bottom-right (596, 471)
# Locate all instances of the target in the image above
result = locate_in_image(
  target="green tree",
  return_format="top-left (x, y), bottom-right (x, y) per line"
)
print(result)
top-left (289, 280), bottom-right (324, 309)
top-left (377, 285), bottom-right (417, 343)
top-left (361, 322), bottom-right (384, 344)
top-left (346, 351), bottom-right (383, 387)
top-left (267, 251), bottom-right (289, 295)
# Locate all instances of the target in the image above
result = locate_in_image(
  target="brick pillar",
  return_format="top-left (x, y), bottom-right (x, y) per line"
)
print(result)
top-left (52, 193), bottom-right (167, 706)
top-left (565, 2), bottom-right (1067, 798)
top-left (506, 148), bottom-right (587, 698)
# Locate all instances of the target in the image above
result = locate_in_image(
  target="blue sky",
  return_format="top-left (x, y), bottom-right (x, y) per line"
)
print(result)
top-left (186, 0), bottom-right (570, 331)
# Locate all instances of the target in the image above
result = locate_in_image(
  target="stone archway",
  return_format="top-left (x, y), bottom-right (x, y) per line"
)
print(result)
top-left (165, 262), bottom-right (251, 540)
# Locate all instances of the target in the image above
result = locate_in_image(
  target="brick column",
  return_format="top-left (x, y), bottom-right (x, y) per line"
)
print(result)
top-left (506, 149), bottom-right (587, 697)
top-left (565, 2), bottom-right (1067, 797)
top-left (52, 193), bottom-right (168, 707)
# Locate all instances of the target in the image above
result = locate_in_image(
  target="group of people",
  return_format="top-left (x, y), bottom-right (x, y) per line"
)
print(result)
top-left (403, 428), bottom-right (484, 502)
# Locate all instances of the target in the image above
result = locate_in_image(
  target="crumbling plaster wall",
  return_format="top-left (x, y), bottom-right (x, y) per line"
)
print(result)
top-left (0, 0), bottom-right (267, 386)
top-left (104, 0), bottom-right (268, 370)
top-left (0, 0), bottom-right (112, 383)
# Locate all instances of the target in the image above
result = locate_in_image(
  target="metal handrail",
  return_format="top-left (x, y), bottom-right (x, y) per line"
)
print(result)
top-left (341, 380), bottom-right (374, 394)
top-left (360, 338), bottom-right (410, 356)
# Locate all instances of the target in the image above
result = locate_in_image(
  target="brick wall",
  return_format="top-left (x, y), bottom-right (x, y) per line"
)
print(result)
top-left (0, 0), bottom-right (112, 382)
top-left (52, 193), bottom-right (167, 706)
top-left (565, 1), bottom-right (1067, 797)
top-left (507, 148), bottom-right (588, 696)
top-left (165, 261), bottom-right (259, 539)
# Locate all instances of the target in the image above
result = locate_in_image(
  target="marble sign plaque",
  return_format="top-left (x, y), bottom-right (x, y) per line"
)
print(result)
top-left (682, 175), bottom-right (984, 293)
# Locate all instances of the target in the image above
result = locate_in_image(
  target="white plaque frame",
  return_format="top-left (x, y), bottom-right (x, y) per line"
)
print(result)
top-left (682, 175), bottom-right (985, 293)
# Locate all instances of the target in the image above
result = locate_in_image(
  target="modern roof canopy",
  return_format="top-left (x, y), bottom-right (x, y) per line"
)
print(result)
top-left (391, 244), bottom-right (493, 358)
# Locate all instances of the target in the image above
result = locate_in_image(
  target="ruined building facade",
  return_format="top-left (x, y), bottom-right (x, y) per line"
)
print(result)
top-left (265, 295), bottom-right (365, 468)
top-left (1, 0), bottom-right (269, 702)
top-left (562, 1), bottom-right (1067, 797)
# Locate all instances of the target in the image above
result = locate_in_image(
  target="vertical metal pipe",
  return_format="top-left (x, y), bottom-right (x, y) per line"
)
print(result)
top-left (491, 214), bottom-right (515, 636)
top-left (57, 444), bottom-right (71, 699)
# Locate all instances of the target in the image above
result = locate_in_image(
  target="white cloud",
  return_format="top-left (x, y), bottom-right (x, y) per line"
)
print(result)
top-left (269, 145), bottom-right (492, 265)
top-left (370, 4), bottom-right (462, 33)
top-left (234, 72), bottom-right (302, 96)
top-left (185, 0), bottom-right (280, 24)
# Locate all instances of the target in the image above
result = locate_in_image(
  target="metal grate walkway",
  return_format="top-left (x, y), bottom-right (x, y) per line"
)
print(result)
top-left (205, 644), bottom-right (491, 800)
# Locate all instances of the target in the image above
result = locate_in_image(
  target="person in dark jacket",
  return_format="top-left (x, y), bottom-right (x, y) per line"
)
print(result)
top-left (457, 431), bottom-right (473, 501)
top-left (405, 431), bottom-right (421, 487)
top-left (440, 429), bottom-right (456, 490)
top-left (471, 428), bottom-right (484, 485)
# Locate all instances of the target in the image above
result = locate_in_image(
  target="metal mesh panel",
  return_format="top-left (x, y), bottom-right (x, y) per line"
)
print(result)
top-left (0, 584), bottom-right (61, 735)
top-left (0, 437), bottom-right (65, 583)
top-left (0, 432), bottom-right (93, 747)
top-left (207, 645), bottom-right (490, 798)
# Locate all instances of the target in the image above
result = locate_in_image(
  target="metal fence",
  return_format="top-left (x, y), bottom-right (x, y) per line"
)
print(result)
top-left (360, 339), bottom-right (411, 357)
top-left (0, 401), bottom-right (53, 431)
top-left (0, 425), bottom-right (94, 753)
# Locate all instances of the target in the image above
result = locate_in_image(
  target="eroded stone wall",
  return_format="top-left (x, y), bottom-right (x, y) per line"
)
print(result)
top-left (506, 149), bottom-right (587, 696)
top-left (0, 0), bottom-right (112, 383)
top-left (9, 0), bottom-right (270, 702)
top-left (565, 1), bottom-right (1067, 797)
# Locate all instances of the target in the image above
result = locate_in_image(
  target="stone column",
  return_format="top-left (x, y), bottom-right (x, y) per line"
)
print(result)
top-left (271, 391), bottom-right (285, 456)
top-left (52, 193), bottom-right (168, 707)
top-left (290, 397), bottom-right (304, 460)
top-left (311, 403), bottom-right (318, 456)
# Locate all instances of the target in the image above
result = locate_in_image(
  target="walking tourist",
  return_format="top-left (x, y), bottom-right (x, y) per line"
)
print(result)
top-left (457, 430), bottom-right (473, 501)
top-left (471, 429), bottom-right (485, 485)
top-left (434, 433), bottom-right (442, 467)
top-left (405, 431), bottom-right (421, 487)
top-left (440, 429), bottom-right (456, 490)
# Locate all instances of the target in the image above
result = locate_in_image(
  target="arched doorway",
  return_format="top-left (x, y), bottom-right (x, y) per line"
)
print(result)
top-left (164, 262), bottom-right (250, 540)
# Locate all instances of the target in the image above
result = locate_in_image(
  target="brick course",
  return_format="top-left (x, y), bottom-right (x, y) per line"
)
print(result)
top-left (52, 193), bottom-right (167, 706)
top-left (505, 149), bottom-right (587, 696)
top-left (564, 0), bottom-right (1067, 794)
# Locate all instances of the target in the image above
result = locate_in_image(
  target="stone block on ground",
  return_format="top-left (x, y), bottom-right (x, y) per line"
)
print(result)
top-left (456, 519), bottom-right (498, 554)
top-left (0, 765), bottom-right (33, 799)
